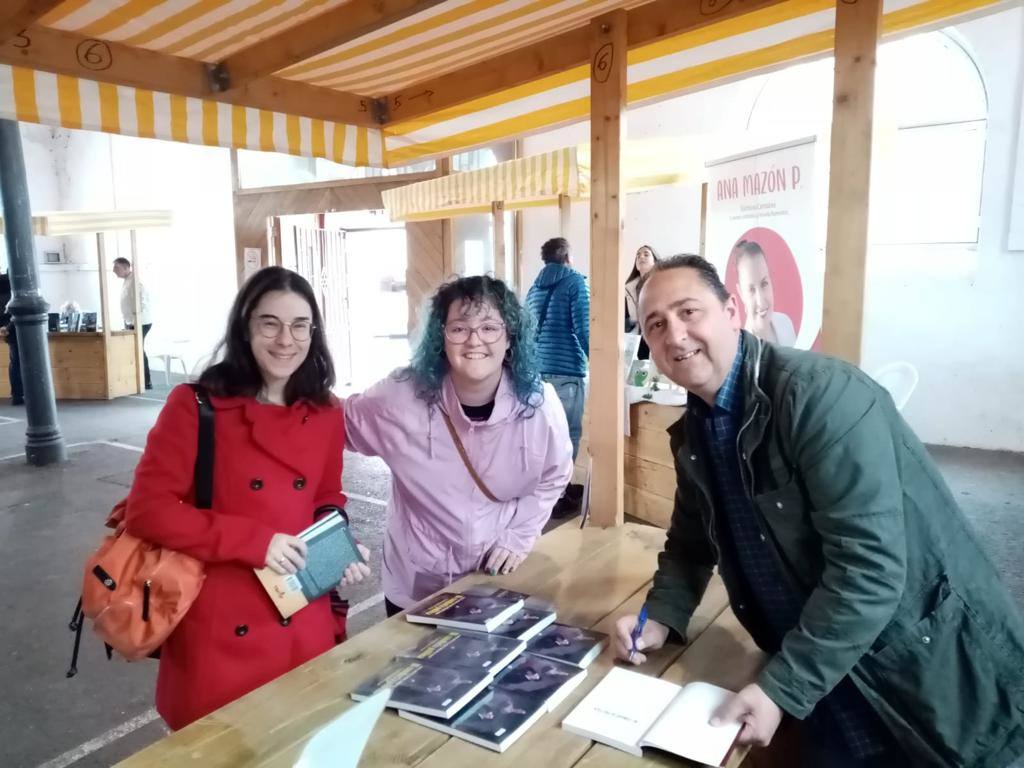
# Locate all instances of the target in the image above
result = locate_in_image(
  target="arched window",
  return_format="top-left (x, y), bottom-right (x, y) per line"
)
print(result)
top-left (747, 30), bottom-right (987, 245)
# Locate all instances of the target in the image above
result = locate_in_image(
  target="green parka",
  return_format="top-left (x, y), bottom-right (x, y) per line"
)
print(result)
top-left (646, 331), bottom-right (1024, 767)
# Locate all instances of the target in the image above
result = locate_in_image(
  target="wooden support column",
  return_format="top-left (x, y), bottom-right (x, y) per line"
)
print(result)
top-left (821, 0), bottom-right (882, 365)
top-left (699, 182), bottom-right (709, 258)
top-left (129, 230), bottom-right (145, 393)
top-left (492, 200), bottom-right (506, 281)
top-left (96, 233), bottom-right (111, 340)
top-left (587, 9), bottom-right (627, 528)
top-left (558, 193), bottom-right (572, 237)
top-left (438, 156), bottom-right (457, 277)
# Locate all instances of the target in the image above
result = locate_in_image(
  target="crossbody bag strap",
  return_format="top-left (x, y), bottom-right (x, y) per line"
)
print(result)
top-left (189, 384), bottom-right (215, 510)
top-left (440, 409), bottom-right (500, 503)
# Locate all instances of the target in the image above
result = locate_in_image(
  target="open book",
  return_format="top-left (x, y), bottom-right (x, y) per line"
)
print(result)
top-left (561, 667), bottom-right (741, 767)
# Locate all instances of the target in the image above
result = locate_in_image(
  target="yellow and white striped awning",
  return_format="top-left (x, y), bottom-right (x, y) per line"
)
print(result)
top-left (383, 147), bottom-right (578, 221)
top-left (383, 139), bottom-right (704, 221)
top-left (0, 0), bottom-right (1010, 169)
top-left (382, 0), bottom-right (1010, 166)
top-left (0, 64), bottom-right (384, 167)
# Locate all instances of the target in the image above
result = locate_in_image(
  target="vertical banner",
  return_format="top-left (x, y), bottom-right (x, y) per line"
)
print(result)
top-left (705, 138), bottom-right (822, 350)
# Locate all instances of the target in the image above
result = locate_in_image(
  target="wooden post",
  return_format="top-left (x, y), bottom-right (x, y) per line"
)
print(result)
top-left (438, 156), bottom-right (457, 277)
top-left (558, 193), bottom-right (572, 237)
top-left (514, 207), bottom-right (525, 294)
top-left (96, 232), bottom-right (112, 398)
top-left (130, 229), bottom-right (144, 393)
top-left (821, 0), bottom-right (882, 365)
top-left (587, 9), bottom-right (627, 528)
top-left (699, 182), bottom-right (708, 258)
top-left (492, 200), bottom-right (506, 281)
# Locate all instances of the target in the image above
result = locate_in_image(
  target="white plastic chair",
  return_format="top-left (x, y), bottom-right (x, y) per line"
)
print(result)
top-left (870, 362), bottom-right (919, 412)
top-left (151, 339), bottom-right (191, 386)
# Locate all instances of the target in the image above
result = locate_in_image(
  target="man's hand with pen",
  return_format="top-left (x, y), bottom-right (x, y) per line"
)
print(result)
top-left (613, 610), bottom-right (670, 665)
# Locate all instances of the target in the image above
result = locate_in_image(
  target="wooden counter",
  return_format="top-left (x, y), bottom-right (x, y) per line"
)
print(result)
top-left (115, 523), bottom-right (774, 768)
top-left (576, 401), bottom-right (682, 528)
top-left (0, 331), bottom-right (140, 400)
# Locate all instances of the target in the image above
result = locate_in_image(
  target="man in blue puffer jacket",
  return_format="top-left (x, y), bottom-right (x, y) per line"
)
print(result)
top-left (525, 237), bottom-right (589, 517)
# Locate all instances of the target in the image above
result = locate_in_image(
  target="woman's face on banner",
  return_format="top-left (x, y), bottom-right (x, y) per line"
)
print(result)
top-left (635, 247), bottom-right (656, 275)
top-left (737, 253), bottom-right (775, 324)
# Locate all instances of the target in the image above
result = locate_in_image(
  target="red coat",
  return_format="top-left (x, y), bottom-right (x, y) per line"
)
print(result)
top-left (125, 384), bottom-right (347, 730)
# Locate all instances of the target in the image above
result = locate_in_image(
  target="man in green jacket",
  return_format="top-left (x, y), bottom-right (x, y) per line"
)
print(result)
top-left (614, 255), bottom-right (1024, 767)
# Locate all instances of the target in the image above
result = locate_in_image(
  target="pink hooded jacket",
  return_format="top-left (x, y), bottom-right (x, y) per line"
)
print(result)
top-left (343, 369), bottom-right (573, 608)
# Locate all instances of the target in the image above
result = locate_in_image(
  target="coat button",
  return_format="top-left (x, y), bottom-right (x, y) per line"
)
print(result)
top-left (759, 533), bottom-right (767, 542)
top-left (293, 477), bottom-right (306, 490)
top-left (280, 617), bottom-right (291, 627)
top-left (690, 454), bottom-right (697, 461)
top-left (235, 624), bottom-right (249, 637)
top-left (250, 478), bottom-right (263, 491)
top-left (776, 501), bottom-right (784, 509)
top-left (922, 635), bottom-right (931, 644)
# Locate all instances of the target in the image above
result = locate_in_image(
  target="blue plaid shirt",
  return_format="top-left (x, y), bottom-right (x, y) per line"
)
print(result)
top-left (688, 335), bottom-right (894, 760)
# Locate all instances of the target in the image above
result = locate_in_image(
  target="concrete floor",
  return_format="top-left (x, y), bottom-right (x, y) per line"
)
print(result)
top-left (0, 380), bottom-right (1021, 767)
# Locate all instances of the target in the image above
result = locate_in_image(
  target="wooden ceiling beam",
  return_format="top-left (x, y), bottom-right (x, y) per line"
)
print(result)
top-left (383, 0), bottom-right (790, 125)
top-left (216, 0), bottom-right (448, 89)
top-left (0, 24), bottom-right (380, 127)
top-left (0, 1), bottom-right (64, 46)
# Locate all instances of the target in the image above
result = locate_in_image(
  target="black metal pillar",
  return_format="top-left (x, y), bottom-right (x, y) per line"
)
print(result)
top-left (0, 119), bottom-right (66, 465)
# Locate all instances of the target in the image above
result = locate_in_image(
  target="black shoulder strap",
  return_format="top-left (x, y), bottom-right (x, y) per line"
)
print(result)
top-left (534, 276), bottom-right (568, 334)
top-left (189, 384), bottom-right (215, 510)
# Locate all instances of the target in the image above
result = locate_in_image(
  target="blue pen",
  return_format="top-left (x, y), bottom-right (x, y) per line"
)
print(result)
top-left (629, 604), bottom-right (648, 662)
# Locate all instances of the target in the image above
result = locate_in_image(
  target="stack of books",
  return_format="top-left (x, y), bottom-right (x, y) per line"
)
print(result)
top-left (351, 587), bottom-right (609, 752)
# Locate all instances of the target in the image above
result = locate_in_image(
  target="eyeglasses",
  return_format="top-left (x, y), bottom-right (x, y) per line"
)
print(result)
top-left (443, 320), bottom-right (506, 344)
top-left (253, 316), bottom-right (315, 342)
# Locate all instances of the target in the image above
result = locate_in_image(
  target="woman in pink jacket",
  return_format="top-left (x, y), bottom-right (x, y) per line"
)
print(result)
top-left (344, 275), bottom-right (574, 614)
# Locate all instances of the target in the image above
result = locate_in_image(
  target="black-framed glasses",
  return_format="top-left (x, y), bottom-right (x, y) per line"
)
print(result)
top-left (443, 320), bottom-right (506, 344)
top-left (253, 316), bottom-right (315, 342)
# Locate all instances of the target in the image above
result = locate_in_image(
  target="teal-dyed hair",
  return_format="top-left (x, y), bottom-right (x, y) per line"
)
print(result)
top-left (401, 275), bottom-right (543, 410)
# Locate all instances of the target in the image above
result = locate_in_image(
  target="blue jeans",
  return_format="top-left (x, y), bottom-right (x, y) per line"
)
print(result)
top-left (544, 374), bottom-right (585, 461)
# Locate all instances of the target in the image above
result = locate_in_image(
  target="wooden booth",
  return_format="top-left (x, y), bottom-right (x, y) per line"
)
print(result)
top-left (0, 0), bottom-right (1000, 762)
top-left (0, 210), bottom-right (171, 400)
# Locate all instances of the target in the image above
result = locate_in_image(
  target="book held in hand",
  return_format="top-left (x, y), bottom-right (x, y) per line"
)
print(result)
top-left (406, 591), bottom-right (524, 632)
top-left (254, 511), bottom-right (364, 619)
top-left (527, 622), bottom-right (608, 668)
top-left (400, 629), bottom-right (525, 675)
top-left (400, 653), bottom-right (586, 752)
top-left (561, 667), bottom-right (741, 767)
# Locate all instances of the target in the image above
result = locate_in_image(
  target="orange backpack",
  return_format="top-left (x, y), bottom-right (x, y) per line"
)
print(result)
top-left (67, 385), bottom-right (214, 675)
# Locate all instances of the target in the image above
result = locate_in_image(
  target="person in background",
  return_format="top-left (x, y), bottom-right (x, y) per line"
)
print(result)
top-left (614, 254), bottom-right (1024, 768)
top-left (125, 266), bottom-right (371, 730)
top-left (732, 239), bottom-right (796, 347)
top-left (0, 271), bottom-right (24, 405)
top-left (624, 244), bottom-right (660, 360)
top-left (344, 275), bottom-right (572, 616)
top-left (113, 256), bottom-right (154, 389)
top-left (524, 237), bottom-right (589, 517)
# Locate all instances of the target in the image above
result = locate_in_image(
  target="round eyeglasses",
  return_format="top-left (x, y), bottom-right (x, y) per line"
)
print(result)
top-left (253, 316), bottom-right (315, 342)
top-left (443, 320), bottom-right (506, 344)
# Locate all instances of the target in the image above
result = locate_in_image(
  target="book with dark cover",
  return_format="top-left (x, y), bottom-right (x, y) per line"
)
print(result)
top-left (406, 591), bottom-right (524, 632)
top-left (351, 658), bottom-right (494, 718)
top-left (470, 604), bottom-right (557, 642)
top-left (399, 654), bottom-right (586, 751)
top-left (255, 511), bottom-right (364, 618)
top-left (399, 630), bottom-right (526, 675)
top-left (527, 623), bottom-right (609, 668)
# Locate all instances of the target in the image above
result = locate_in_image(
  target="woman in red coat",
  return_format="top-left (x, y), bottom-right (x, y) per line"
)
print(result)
top-left (125, 267), bottom-right (371, 730)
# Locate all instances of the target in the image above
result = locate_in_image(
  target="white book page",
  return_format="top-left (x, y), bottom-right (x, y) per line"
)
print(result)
top-left (561, 667), bottom-right (681, 756)
top-left (641, 681), bottom-right (740, 767)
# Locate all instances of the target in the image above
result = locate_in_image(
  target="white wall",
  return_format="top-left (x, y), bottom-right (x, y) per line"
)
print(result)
top-left (519, 10), bottom-right (1024, 452)
top-left (4, 125), bottom-right (236, 373)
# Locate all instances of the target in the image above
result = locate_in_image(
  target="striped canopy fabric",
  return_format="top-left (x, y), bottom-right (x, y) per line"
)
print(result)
top-left (0, 0), bottom-right (1010, 168)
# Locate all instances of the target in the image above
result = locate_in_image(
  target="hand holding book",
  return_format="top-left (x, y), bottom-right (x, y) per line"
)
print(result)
top-left (710, 682), bottom-right (783, 748)
top-left (340, 543), bottom-right (372, 586)
top-left (613, 613), bottom-right (670, 665)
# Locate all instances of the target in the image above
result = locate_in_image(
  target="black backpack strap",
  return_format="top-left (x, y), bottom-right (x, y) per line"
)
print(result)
top-left (189, 384), bottom-right (215, 510)
top-left (534, 276), bottom-right (568, 335)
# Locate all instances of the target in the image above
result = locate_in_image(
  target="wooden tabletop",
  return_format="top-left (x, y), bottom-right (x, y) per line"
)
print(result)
top-left (116, 523), bottom-right (767, 768)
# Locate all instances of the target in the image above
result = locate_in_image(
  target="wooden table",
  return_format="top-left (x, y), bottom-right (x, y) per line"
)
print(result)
top-left (116, 523), bottom-right (770, 768)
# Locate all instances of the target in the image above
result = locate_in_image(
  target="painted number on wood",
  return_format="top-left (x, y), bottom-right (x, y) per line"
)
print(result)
top-left (700, 0), bottom-right (734, 14)
top-left (12, 30), bottom-right (31, 49)
top-left (76, 39), bottom-right (113, 71)
top-left (592, 43), bottom-right (614, 84)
